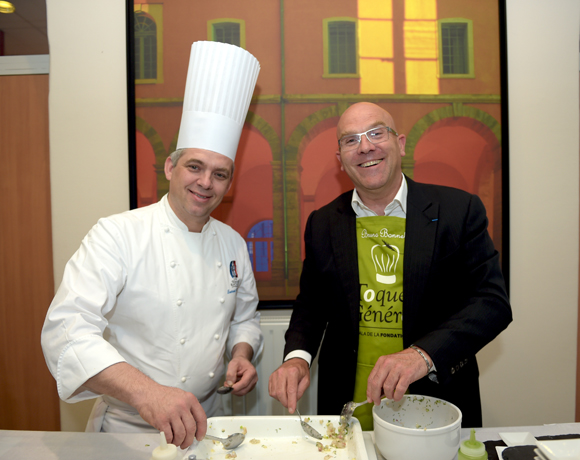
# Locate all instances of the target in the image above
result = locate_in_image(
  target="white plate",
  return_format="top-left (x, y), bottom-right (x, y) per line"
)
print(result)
top-left (537, 439), bottom-right (580, 460)
top-left (499, 431), bottom-right (537, 446)
top-left (185, 415), bottom-right (368, 460)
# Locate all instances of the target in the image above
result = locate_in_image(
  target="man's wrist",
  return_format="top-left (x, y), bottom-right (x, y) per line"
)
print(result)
top-left (409, 345), bottom-right (433, 373)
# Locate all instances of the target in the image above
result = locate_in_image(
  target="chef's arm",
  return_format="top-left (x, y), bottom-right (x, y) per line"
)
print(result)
top-left (81, 362), bottom-right (207, 449)
top-left (224, 342), bottom-right (259, 396)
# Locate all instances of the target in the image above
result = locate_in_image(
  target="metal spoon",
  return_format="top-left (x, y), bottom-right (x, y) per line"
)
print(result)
top-left (340, 397), bottom-right (390, 425)
top-left (216, 385), bottom-right (233, 395)
top-left (204, 433), bottom-right (245, 449)
top-left (340, 400), bottom-right (368, 425)
top-left (295, 409), bottom-right (323, 440)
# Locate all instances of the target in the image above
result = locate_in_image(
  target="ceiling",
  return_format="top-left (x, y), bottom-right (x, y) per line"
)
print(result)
top-left (0, 0), bottom-right (48, 55)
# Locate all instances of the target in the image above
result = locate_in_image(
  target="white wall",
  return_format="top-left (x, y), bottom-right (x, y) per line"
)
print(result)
top-left (46, 0), bottom-right (580, 430)
top-left (478, 0), bottom-right (580, 427)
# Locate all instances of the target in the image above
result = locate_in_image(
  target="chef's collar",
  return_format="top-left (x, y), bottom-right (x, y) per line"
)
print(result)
top-left (351, 174), bottom-right (407, 217)
top-left (160, 194), bottom-right (213, 233)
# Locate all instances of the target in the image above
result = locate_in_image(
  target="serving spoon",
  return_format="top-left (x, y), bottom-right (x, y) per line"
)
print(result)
top-left (340, 397), bottom-right (391, 425)
top-left (216, 385), bottom-right (234, 395)
top-left (204, 432), bottom-right (245, 449)
top-left (295, 409), bottom-right (323, 440)
top-left (340, 400), bottom-right (368, 426)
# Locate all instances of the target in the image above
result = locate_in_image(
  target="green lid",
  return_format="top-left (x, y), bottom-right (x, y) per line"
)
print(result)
top-left (457, 428), bottom-right (487, 460)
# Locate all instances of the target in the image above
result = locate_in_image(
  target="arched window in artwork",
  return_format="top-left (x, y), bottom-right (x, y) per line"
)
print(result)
top-left (134, 12), bottom-right (157, 80)
top-left (246, 220), bottom-right (273, 279)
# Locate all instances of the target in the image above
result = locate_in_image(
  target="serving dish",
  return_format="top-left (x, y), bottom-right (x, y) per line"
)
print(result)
top-left (499, 431), bottom-right (537, 447)
top-left (186, 415), bottom-right (368, 460)
top-left (536, 439), bottom-right (580, 460)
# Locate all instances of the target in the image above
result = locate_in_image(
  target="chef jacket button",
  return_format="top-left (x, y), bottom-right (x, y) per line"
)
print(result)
top-left (217, 262), bottom-right (222, 268)
top-left (164, 227), bottom-right (170, 233)
top-left (209, 372), bottom-right (215, 378)
top-left (170, 261), bottom-right (176, 268)
top-left (177, 299), bottom-right (183, 306)
top-left (180, 339), bottom-right (185, 344)
top-left (181, 377), bottom-right (186, 382)
top-left (214, 334), bottom-right (220, 340)
top-left (219, 298), bottom-right (225, 304)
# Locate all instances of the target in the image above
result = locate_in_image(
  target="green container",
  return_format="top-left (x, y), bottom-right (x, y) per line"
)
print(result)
top-left (458, 428), bottom-right (488, 460)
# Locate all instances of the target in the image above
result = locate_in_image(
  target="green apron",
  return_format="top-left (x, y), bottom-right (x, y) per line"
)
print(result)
top-left (353, 216), bottom-right (406, 430)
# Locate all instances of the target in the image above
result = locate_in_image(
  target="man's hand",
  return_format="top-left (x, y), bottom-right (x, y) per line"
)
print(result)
top-left (268, 358), bottom-right (310, 414)
top-left (223, 342), bottom-right (258, 396)
top-left (134, 384), bottom-right (207, 448)
top-left (82, 362), bottom-right (207, 449)
top-left (367, 347), bottom-right (432, 404)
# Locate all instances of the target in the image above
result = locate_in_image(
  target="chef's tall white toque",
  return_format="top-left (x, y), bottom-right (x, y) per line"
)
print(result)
top-left (176, 41), bottom-right (260, 162)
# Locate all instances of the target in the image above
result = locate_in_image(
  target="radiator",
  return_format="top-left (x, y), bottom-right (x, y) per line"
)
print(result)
top-left (221, 309), bottom-right (319, 416)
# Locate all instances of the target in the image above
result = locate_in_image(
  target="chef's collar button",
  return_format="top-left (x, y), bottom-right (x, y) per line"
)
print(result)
top-left (209, 372), bottom-right (215, 378)
top-left (180, 339), bottom-right (186, 344)
top-left (213, 232), bottom-right (216, 236)
top-left (219, 298), bottom-right (225, 303)
top-left (170, 261), bottom-right (176, 268)
top-left (164, 227), bottom-right (170, 233)
top-left (214, 334), bottom-right (220, 340)
top-left (181, 377), bottom-right (187, 382)
top-left (177, 299), bottom-right (183, 306)
top-left (217, 262), bottom-right (222, 267)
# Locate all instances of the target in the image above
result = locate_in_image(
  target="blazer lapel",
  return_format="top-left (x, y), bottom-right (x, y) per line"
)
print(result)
top-left (329, 193), bottom-right (361, 345)
top-left (403, 178), bottom-right (439, 344)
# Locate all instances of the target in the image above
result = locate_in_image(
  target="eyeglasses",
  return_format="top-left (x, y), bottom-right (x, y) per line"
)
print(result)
top-left (338, 126), bottom-right (398, 152)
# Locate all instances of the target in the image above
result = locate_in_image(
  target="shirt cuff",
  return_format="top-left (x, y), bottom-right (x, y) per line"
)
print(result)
top-left (284, 350), bottom-right (312, 367)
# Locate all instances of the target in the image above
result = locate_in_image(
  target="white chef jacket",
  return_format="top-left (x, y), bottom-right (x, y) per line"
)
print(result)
top-left (41, 194), bottom-right (263, 431)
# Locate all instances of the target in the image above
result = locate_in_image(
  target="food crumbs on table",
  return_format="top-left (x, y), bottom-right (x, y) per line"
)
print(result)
top-left (250, 438), bottom-right (260, 444)
top-left (292, 441), bottom-right (298, 444)
top-left (240, 425), bottom-right (247, 435)
top-left (262, 445), bottom-right (267, 449)
top-left (224, 452), bottom-right (237, 459)
top-left (324, 455), bottom-right (332, 460)
top-left (145, 444), bottom-right (149, 447)
top-left (222, 429), bottom-right (226, 433)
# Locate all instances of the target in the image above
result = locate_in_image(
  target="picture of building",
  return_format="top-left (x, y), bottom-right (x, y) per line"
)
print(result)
top-left (133, 0), bottom-right (504, 300)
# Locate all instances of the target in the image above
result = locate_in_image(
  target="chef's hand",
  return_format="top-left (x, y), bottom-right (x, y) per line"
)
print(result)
top-left (81, 362), bottom-right (207, 449)
top-left (135, 384), bottom-right (208, 449)
top-left (367, 347), bottom-right (432, 404)
top-left (224, 342), bottom-right (258, 396)
top-left (268, 358), bottom-right (310, 414)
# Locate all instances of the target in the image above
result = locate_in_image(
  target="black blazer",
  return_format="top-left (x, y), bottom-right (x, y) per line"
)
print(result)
top-left (284, 177), bottom-right (512, 428)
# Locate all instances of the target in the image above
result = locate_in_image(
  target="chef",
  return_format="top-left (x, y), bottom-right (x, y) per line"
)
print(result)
top-left (41, 41), bottom-right (263, 449)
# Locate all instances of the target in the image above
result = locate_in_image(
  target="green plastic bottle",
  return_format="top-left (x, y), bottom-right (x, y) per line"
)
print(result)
top-left (458, 428), bottom-right (488, 460)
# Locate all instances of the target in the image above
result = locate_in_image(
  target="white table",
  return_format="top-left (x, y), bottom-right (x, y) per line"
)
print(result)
top-left (2, 423), bottom-right (580, 460)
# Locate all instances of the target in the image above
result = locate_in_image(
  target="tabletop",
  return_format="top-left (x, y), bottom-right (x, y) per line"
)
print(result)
top-left (2, 422), bottom-right (580, 460)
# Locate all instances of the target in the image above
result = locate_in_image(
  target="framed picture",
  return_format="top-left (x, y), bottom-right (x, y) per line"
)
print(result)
top-left (127, 0), bottom-right (509, 303)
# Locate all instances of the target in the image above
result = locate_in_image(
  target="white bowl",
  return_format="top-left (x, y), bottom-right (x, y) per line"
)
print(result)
top-left (372, 394), bottom-right (462, 460)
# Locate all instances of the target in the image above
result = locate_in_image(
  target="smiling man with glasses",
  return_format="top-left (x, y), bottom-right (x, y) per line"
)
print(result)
top-left (269, 102), bottom-right (512, 431)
